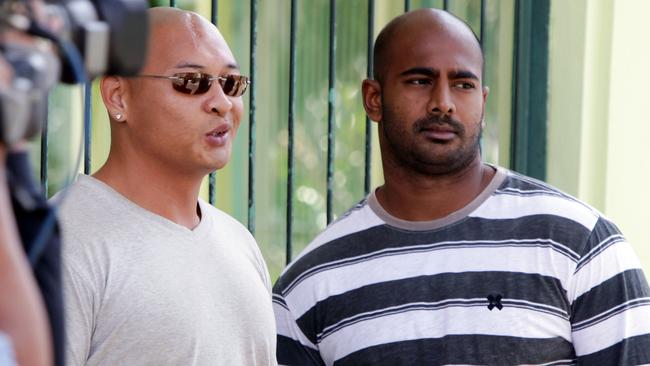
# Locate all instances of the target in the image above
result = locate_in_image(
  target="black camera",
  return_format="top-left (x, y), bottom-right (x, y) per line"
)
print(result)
top-left (0, 0), bottom-right (149, 145)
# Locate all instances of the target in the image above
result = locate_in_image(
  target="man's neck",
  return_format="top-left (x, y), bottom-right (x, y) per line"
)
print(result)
top-left (92, 154), bottom-right (204, 230)
top-left (376, 158), bottom-right (495, 222)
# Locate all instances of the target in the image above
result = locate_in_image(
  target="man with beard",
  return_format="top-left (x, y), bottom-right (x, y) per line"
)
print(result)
top-left (272, 8), bottom-right (650, 366)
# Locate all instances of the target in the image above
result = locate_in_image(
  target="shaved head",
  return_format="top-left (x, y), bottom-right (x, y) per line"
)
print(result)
top-left (373, 8), bottom-right (483, 83)
top-left (143, 7), bottom-right (235, 73)
top-left (98, 6), bottom-right (244, 178)
top-left (148, 7), bottom-right (221, 42)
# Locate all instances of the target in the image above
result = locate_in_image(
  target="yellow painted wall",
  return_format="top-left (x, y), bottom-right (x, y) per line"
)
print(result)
top-left (548, 0), bottom-right (650, 273)
top-left (604, 0), bottom-right (650, 272)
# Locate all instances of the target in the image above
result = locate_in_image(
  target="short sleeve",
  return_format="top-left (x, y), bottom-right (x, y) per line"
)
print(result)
top-left (569, 217), bottom-right (650, 364)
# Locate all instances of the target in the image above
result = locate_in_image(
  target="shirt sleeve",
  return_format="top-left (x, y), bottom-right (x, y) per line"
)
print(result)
top-left (61, 253), bottom-right (97, 366)
top-left (250, 235), bottom-right (272, 294)
top-left (272, 290), bottom-right (326, 366)
top-left (569, 217), bottom-right (650, 364)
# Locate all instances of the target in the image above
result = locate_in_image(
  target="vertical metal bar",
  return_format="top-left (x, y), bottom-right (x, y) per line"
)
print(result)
top-left (84, 82), bottom-right (92, 175)
top-left (511, 0), bottom-right (519, 141)
top-left (510, 0), bottom-right (550, 180)
top-left (40, 100), bottom-right (49, 195)
top-left (480, 0), bottom-right (486, 50)
top-left (211, 0), bottom-right (218, 24)
top-left (208, 173), bottom-right (216, 204)
top-left (404, 0), bottom-right (411, 12)
top-left (511, 0), bottom-right (526, 173)
top-left (326, 0), bottom-right (336, 224)
top-left (364, 0), bottom-right (374, 195)
top-left (478, 0), bottom-right (486, 153)
top-left (286, 0), bottom-right (297, 264)
top-left (443, 0), bottom-right (449, 11)
top-left (248, 0), bottom-right (258, 233)
top-left (208, 0), bottom-right (218, 205)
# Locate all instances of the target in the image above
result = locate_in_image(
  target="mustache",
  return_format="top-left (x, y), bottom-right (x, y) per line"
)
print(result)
top-left (413, 114), bottom-right (465, 134)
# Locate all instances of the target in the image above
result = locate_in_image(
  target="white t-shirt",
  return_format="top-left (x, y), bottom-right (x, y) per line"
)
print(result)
top-left (58, 175), bottom-right (276, 365)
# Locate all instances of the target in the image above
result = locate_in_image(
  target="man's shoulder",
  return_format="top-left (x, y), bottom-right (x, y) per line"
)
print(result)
top-left (498, 168), bottom-right (581, 200)
top-left (54, 176), bottom-right (113, 225)
top-left (198, 199), bottom-right (253, 238)
top-left (274, 197), bottom-right (381, 292)
top-left (55, 176), bottom-right (152, 255)
top-left (198, 200), bottom-right (262, 252)
top-left (490, 168), bottom-right (603, 229)
top-left (199, 199), bottom-right (241, 223)
top-left (298, 197), bottom-right (377, 255)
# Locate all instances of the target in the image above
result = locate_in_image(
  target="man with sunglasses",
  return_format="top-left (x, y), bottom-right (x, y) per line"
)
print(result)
top-left (57, 7), bottom-right (276, 365)
top-left (273, 8), bottom-right (650, 365)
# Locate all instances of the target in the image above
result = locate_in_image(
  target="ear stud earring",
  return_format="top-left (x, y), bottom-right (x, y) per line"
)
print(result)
top-left (115, 113), bottom-right (123, 121)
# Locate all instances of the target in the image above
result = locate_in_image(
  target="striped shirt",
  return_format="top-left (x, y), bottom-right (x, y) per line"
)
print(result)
top-left (273, 166), bottom-right (650, 365)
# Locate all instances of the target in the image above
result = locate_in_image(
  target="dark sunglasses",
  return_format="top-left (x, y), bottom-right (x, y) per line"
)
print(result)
top-left (136, 72), bottom-right (250, 97)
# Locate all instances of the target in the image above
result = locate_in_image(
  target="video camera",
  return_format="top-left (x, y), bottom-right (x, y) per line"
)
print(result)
top-left (0, 4), bottom-right (148, 364)
top-left (0, 0), bottom-right (149, 146)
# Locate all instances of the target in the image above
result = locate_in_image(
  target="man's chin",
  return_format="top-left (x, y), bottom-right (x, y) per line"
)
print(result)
top-left (410, 152), bottom-right (479, 176)
top-left (203, 148), bottom-right (232, 169)
top-left (207, 156), bottom-right (231, 172)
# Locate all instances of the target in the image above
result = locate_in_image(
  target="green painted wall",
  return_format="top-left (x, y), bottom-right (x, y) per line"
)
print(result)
top-left (548, 0), bottom-right (650, 273)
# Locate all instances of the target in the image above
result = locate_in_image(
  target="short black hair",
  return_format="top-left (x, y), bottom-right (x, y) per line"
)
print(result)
top-left (372, 9), bottom-right (484, 83)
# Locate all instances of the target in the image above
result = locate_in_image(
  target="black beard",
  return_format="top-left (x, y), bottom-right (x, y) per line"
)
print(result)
top-left (380, 109), bottom-right (483, 177)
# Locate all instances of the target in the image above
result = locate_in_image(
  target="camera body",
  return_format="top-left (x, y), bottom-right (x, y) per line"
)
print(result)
top-left (0, 0), bottom-right (149, 145)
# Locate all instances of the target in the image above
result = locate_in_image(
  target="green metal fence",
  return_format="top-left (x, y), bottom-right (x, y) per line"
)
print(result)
top-left (40, 0), bottom-right (549, 280)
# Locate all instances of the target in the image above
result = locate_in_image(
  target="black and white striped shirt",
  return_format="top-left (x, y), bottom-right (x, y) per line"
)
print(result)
top-left (273, 166), bottom-right (650, 365)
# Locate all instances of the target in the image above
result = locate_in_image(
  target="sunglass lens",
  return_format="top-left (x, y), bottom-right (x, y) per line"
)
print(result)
top-left (196, 76), bottom-right (212, 94)
top-left (172, 73), bottom-right (212, 95)
top-left (171, 73), bottom-right (247, 96)
top-left (171, 78), bottom-right (188, 94)
top-left (221, 76), bottom-right (237, 96)
top-left (220, 75), bottom-right (248, 97)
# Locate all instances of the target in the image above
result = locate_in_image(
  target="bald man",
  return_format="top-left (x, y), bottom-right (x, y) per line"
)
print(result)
top-left (272, 8), bottom-right (650, 365)
top-left (58, 7), bottom-right (276, 365)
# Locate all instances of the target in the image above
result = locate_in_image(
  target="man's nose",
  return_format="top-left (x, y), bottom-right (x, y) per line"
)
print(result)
top-left (203, 83), bottom-right (233, 116)
top-left (427, 82), bottom-right (455, 115)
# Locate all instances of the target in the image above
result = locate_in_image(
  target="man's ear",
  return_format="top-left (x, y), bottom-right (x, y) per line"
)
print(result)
top-left (362, 79), bottom-right (382, 123)
top-left (100, 76), bottom-right (128, 122)
top-left (482, 85), bottom-right (489, 109)
top-left (481, 85), bottom-right (489, 128)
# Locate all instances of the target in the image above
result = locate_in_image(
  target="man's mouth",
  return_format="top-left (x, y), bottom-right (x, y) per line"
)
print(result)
top-left (208, 123), bottom-right (231, 136)
top-left (419, 124), bottom-right (457, 141)
top-left (206, 124), bottom-right (232, 146)
top-left (422, 130), bottom-right (456, 141)
top-left (209, 130), bottom-right (228, 137)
